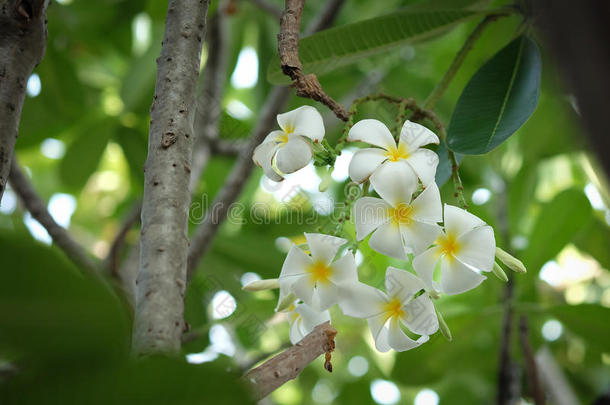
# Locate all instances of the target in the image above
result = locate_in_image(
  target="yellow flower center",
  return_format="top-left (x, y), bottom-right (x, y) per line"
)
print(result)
top-left (307, 260), bottom-right (332, 285)
top-left (283, 123), bottom-right (295, 134)
top-left (382, 297), bottom-right (405, 321)
top-left (384, 144), bottom-right (409, 162)
top-left (437, 232), bottom-right (460, 259)
top-left (276, 134), bottom-right (290, 144)
top-left (389, 203), bottom-right (414, 226)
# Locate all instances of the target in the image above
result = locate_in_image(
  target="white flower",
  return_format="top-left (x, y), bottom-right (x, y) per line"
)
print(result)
top-left (253, 106), bottom-right (325, 181)
top-left (413, 204), bottom-right (496, 295)
top-left (278, 233), bottom-right (358, 311)
top-left (353, 178), bottom-right (443, 260)
top-left (339, 267), bottom-right (438, 352)
top-left (347, 119), bottom-right (439, 186)
top-left (282, 301), bottom-right (331, 344)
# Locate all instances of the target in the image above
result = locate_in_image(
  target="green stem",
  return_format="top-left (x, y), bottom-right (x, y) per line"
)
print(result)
top-left (423, 13), bottom-right (509, 111)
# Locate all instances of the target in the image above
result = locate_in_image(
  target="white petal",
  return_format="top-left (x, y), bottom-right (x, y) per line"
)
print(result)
top-left (400, 220), bottom-right (442, 255)
top-left (403, 295), bottom-right (438, 336)
top-left (368, 315), bottom-right (392, 352)
top-left (385, 266), bottom-right (426, 303)
top-left (274, 136), bottom-right (313, 175)
top-left (277, 106), bottom-right (325, 141)
top-left (347, 119), bottom-right (396, 150)
top-left (291, 275), bottom-right (314, 305)
top-left (348, 148), bottom-right (388, 183)
top-left (279, 245), bottom-right (312, 278)
top-left (296, 303), bottom-right (331, 332)
top-left (338, 282), bottom-right (386, 318)
top-left (411, 182), bottom-right (443, 223)
top-left (313, 282), bottom-right (339, 311)
top-left (262, 130), bottom-right (287, 144)
top-left (440, 257), bottom-right (487, 295)
top-left (399, 120), bottom-right (440, 151)
top-left (329, 253), bottom-right (358, 283)
top-left (305, 233), bottom-right (346, 265)
top-left (370, 160), bottom-right (417, 207)
top-left (369, 221), bottom-right (406, 260)
top-left (252, 140), bottom-right (283, 181)
top-left (412, 246), bottom-right (442, 291)
top-left (405, 149), bottom-right (439, 185)
top-left (387, 318), bottom-right (424, 352)
top-left (443, 204), bottom-right (486, 238)
top-left (352, 197), bottom-right (391, 241)
top-left (455, 225), bottom-right (496, 272)
top-left (289, 317), bottom-right (305, 344)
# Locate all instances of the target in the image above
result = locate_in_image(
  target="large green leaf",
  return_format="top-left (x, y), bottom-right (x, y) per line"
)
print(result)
top-left (266, 2), bottom-right (484, 84)
top-left (524, 189), bottom-right (591, 273)
top-left (550, 304), bottom-right (610, 352)
top-left (447, 35), bottom-right (541, 154)
top-left (60, 117), bottom-right (115, 189)
top-left (573, 218), bottom-right (610, 270)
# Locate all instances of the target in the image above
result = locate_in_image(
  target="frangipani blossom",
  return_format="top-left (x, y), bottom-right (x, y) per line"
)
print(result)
top-left (413, 204), bottom-right (496, 295)
top-left (282, 301), bottom-right (331, 344)
top-left (278, 233), bottom-right (357, 311)
top-left (353, 179), bottom-right (443, 260)
top-left (253, 106), bottom-right (325, 181)
top-left (347, 119), bottom-right (439, 186)
top-left (339, 267), bottom-right (438, 352)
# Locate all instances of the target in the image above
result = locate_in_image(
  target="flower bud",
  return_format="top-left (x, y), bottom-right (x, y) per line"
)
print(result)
top-left (242, 278), bottom-right (280, 292)
top-left (436, 310), bottom-right (452, 342)
top-left (492, 262), bottom-right (508, 282)
top-left (495, 247), bottom-right (527, 273)
top-left (275, 292), bottom-right (296, 312)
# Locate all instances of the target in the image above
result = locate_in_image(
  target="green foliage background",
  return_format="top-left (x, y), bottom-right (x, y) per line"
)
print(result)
top-left (1, 0), bottom-right (609, 403)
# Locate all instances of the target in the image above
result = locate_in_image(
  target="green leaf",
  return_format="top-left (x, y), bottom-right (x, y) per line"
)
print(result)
top-left (435, 141), bottom-right (462, 186)
top-left (550, 304), bottom-right (610, 352)
top-left (573, 218), bottom-right (610, 271)
top-left (447, 35), bottom-right (541, 154)
top-left (524, 189), bottom-right (591, 273)
top-left (266, 2), bottom-right (483, 84)
top-left (60, 117), bottom-right (114, 189)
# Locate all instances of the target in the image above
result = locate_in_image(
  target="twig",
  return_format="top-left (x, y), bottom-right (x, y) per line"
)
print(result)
top-left (303, 0), bottom-right (345, 35)
top-left (190, 12), bottom-right (228, 192)
top-left (519, 315), bottom-right (545, 405)
top-left (0, 0), bottom-right (50, 202)
top-left (8, 158), bottom-right (101, 278)
top-left (249, 0), bottom-right (282, 19)
top-left (103, 201), bottom-right (142, 277)
top-left (277, 0), bottom-right (349, 121)
top-left (242, 321), bottom-right (337, 401)
top-left (187, 0), bottom-right (347, 280)
top-left (132, 0), bottom-right (209, 356)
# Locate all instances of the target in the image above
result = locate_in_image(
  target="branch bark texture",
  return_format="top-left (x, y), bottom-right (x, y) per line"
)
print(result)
top-left (8, 158), bottom-right (100, 276)
top-left (242, 321), bottom-right (337, 401)
top-left (0, 0), bottom-right (49, 202)
top-left (132, 0), bottom-right (209, 356)
top-left (278, 0), bottom-right (349, 121)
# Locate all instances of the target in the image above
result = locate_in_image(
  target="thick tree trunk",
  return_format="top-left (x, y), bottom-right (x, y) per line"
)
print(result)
top-left (132, 0), bottom-right (209, 355)
top-left (0, 0), bottom-right (49, 202)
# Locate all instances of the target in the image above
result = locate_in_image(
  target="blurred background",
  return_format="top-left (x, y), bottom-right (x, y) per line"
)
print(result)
top-left (1, 0), bottom-right (609, 404)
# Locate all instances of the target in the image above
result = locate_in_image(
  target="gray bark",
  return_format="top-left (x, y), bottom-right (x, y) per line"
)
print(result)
top-left (0, 0), bottom-right (49, 202)
top-left (132, 0), bottom-right (209, 355)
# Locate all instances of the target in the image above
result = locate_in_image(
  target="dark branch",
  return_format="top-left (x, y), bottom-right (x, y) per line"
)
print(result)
top-left (519, 315), bottom-right (545, 405)
top-left (277, 0), bottom-right (349, 121)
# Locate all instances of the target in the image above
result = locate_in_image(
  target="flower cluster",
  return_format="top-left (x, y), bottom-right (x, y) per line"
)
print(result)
top-left (249, 106), bottom-right (503, 352)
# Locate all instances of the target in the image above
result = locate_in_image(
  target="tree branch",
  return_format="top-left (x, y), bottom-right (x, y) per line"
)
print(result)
top-left (187, 0), bottom-right (347, 280)
top-left (8, 158), bottom-right (101, 277)
top-left (0, 0), bottom-right (50, 202)
top-left (103, 201), bottom-right (142, 277)
top-left (190, 11), bottom-right (228, 192)
top-left (278, 0), bottom-right (349, 121)
top-left (519, 315), bottom-right (545, 405)
top-left (132, 0), bottom-right (209, 356)
top-left (242, 321), bottom-right (337, 401)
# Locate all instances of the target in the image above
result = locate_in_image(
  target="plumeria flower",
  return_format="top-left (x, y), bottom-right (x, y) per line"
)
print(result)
top-left (282, 301), bottom-right (331, 345)
top-left (353, 175), bottom-right (443, 260)
top-left (278, 233), bottom-right (358, 311)
top-left (347, 119), bottom-right (439, 186)
top-left (413, 204), bottom-right (496, 295)
top-left (339, 267), bottom-right (438, 352)
top-left (253, 106), bottom-right (325, 181)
